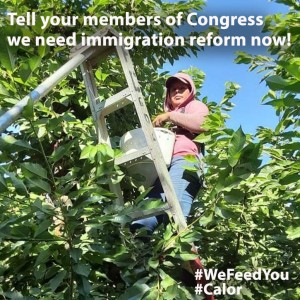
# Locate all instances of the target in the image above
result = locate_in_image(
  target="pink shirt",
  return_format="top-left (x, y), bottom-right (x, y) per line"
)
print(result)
top-left (169, 100), bottom-right (209, 157)
top-left (164, 73), bottom-right (209, 157)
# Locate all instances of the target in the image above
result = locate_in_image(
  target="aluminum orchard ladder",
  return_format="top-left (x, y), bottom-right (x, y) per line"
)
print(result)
top-left (70, 27), bottom-right (188, 231)
top-left (0, 27), bottom-right (187, 232)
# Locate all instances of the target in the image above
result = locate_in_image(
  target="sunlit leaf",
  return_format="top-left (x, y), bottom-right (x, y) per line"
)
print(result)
top-left (20, 162), bottom-right (48, 179)
top-left (228, 127), bottom-right (246, 167)
top-left (7, 172), bottom-right (28, 195)
top-left (286, 226), bottom-right (300, 240)
top-left (0, 28), bottom-right (17, 71)
top-left (26, 178), bottom-right (52, 193)
top-left (118, 284), bottom-right (150, 300)
top-left (266, 75), bottom-right (300, 93)
top-left (0, 135), bottom-right (33, 152)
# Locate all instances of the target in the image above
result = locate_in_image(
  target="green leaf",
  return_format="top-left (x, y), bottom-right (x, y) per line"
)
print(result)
top-left (228, 127), bottom-right (246, 167)
top-left (170, 253), bottom-right (199, 261)
top-left (0, 173), bottom-right (8, 192)
top-left (194, 133), bottom-right (211, 144)
top-left (0, 28), bottom-right (17, 71)
top-left (73, 264), bottom-right (91, 277)
top-left (34, 219), bottom-right (52, 237)
top-left (37, 126), bottom-right (47, 138)
top-left (11, 224), bottom-right (32, 238)
top-left (278, 58), bottom-right (300, 80)
top-left (70, 248), bottom-right (82, 263)
top-left (94, 0), bottom-right (111, 5)
top-left (180, 231), bottom-right (202, 243)
top-left (79, 276), bottom-right (92, 295)
top-left (279, 171), bottom-right (300, 185)
top-left (26, 178), bottom-right (52, 193)
top-left (2, 291), bottom-right (23, 299)
top-left (19, 62), bottom-right (32, 83)
top-left (110, 214), bottom-right (132, 224)
top-left (20, 162), bottom-right (48, 179)
top-left (199, 212), bottom-right (214, 226)
top-left (34, 264), bottom-right (47, 280)
top-left (49, 270), bottom-right (67, 292)
top-left (224, 189), bottom-right (245, 203)
top-left (119, 284), bottom-right (150, 300)
top-left (60, 87), bottom-right (76, 96)
top-left (38, 45), bottom-right (48, 57)
top-left (80, 145), bottom-right (94, 160)
top-left (148, 257), bottom-right (159, 269)
top-left (160, 270), bottom-right (177, 289)
top-left (221, 82), bottom-right (240, 106)
top-left (29, 56), bottom-right (42, 72)
top-left (32, 199), bottom-right (56, 216)
top-left (234, 51), bottom-right (253, 64)
top-left (215, 206), bottom-right (236, 219)
top-left (22, 97), bottom-right (34, 118)
top-left (0, 135), bottom-right (33, 152)
top-left (7, 171), bottom-right (28, 195)
top-left (0, 83), bottom-right (9, 96)
top-left (266, 75), bottom-right (300, 93)
top-left (96, 143), bottom-right (115, 160)
top-left (286, 226), bottom-right (300, 240)
top-left (35, 249), bottom-right (51, 266)
top-left (95, 69), bottom-right (109, 82)
top-left (50, 140), bottom-right (75, 162)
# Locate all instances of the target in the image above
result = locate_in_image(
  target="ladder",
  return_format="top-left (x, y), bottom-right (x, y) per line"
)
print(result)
top-left (71, 27), bottom-right (187, 231)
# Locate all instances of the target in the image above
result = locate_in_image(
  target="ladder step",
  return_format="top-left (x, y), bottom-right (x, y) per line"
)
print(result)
top-left (126, 204), bottom-right (170, 220)
top-left (115, 146), bottom-right (150, 166)
top-left (96, 87), bottom-right (132, 116)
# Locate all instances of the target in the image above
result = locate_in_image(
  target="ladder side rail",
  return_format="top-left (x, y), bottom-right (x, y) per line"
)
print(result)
top-left (0, 47), bottom-right (97, 134)
top-left (80, 62), bottom-right (101, 130)
top-left (80, 61), bottom-right (110, 144)
top-left (116, 46), bottom-right (187, 231)
top-left (80, 61), bottom-right (124, 205)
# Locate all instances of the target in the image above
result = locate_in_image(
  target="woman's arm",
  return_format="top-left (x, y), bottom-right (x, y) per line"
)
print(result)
top-left (153, 101), bottom-right (209, 133)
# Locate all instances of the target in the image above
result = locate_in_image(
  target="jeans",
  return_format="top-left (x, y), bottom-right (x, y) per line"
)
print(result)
top-left (131, 156), bottom-right (202, 233)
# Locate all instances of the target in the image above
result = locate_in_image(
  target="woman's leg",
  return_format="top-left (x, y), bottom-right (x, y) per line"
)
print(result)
top-left (131, 156), bottom-right (202, 233)
top-left (168, 156), bottom-right (201, 218)
top-left (130, 179), bottom-right (164, 233)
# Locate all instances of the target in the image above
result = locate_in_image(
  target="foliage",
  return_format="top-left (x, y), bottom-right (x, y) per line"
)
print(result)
top-left (0, 0), bottom-right (299, 299)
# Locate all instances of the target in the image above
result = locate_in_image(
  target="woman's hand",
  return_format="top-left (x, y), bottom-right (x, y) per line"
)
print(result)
top-left (152, 112), bottom-right (171, 127)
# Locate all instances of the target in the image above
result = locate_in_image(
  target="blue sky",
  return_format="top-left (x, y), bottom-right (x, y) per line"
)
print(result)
top-left (164, 0), bottom-right (289, 134)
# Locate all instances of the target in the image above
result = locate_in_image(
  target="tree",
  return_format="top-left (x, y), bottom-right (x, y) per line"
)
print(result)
top-left (0, 0), bottom-right (299, 299)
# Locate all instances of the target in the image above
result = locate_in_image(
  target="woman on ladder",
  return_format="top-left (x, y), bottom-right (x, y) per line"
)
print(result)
top-left (131, 72), bottom-right (209, 233)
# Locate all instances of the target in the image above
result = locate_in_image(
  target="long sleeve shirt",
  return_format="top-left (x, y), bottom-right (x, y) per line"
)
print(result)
top-left (169, 100), bottom-right (209, 157)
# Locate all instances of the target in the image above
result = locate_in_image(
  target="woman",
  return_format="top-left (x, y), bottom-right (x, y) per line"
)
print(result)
top-left (131, 72), bottom-right (209, 233)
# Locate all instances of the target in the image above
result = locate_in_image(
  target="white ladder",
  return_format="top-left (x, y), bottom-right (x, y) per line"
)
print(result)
top-left (70, 27), bottom-right (188, 231)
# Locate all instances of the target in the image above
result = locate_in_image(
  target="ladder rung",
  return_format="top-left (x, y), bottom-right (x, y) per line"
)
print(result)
top-left (126, 204), bottom-right (170, 221)
top-left (96, 87), bottom-right (132, 116)
top-left (115, 146), bottom-right (150, 166)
